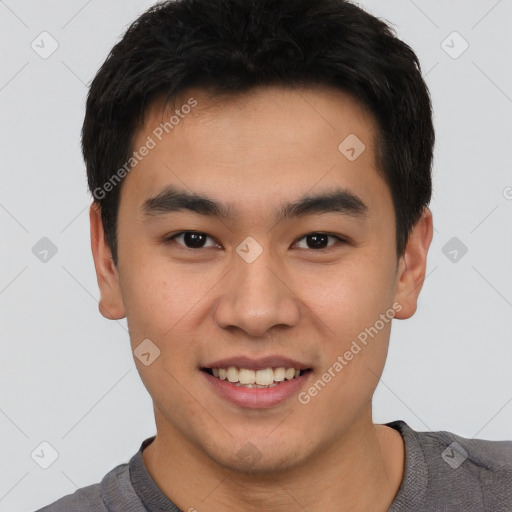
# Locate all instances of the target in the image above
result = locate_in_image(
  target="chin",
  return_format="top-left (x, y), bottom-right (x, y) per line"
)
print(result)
top-left (205, 436), bottom-right (309, 475)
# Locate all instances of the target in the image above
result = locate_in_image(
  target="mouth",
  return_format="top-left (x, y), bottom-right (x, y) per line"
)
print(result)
top-left (201, 366), bottom-right (313, 389)
top-left (200, 356), bottom-right (314, 408)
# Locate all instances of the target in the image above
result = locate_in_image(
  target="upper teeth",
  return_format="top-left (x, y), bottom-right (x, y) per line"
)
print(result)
top-left (212, 367), bottom-right (301, 385)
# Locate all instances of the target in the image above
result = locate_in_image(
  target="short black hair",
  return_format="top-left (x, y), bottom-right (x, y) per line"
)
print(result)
top-left (82, 0), bottom-right (434, 266)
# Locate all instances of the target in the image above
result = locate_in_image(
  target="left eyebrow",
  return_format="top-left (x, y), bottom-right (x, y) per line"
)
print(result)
top-left (141, 185), bottom-right (368, 223)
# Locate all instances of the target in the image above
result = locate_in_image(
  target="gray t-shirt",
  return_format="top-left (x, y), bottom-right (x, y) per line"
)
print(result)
top-left (35, 420), bottom-right (512, 511)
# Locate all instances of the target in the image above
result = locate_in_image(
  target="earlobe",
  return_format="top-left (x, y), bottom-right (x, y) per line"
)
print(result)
top-left (394, 207), bottom-right (433, 319)
top-left (89, 202), bottom-right (126, 320)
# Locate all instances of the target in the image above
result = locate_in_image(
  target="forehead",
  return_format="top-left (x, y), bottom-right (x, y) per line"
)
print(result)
top-left (120, 84), bottom-right (391, 223)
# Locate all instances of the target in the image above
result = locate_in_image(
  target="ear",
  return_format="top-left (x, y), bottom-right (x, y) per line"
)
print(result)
top-left (89, 202), bottom-right (126, 320)
top-left (394, 206), bottom-right (433, 319)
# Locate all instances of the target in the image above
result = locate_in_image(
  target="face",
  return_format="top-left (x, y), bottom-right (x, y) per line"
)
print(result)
top-left (91, 84), bottom-right (432, 473)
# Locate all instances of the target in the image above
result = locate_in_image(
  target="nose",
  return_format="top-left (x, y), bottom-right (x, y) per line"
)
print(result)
top-left (214, 245), bottom-right (301, 337)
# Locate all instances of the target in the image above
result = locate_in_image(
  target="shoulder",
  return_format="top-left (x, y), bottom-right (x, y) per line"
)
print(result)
top-left (35, 480), bottom-right (108, 512)
top-left (35, 462), bottom-right (137, 512)
top-left (418, 425), bottom-right (512, 475)
top-left (389, 420), bottom-right (512, 511)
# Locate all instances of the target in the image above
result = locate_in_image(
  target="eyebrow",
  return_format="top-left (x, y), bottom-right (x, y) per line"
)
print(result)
top-left (141, 185), bottom-right (368, 223)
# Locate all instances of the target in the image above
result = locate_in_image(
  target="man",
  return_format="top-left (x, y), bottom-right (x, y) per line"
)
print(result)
top-left (37, 0), bottom-right (512, 510)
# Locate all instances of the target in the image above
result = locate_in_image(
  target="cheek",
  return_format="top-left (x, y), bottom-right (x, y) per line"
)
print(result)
top-left (296, 252), bottom-right (396, 341)
top-left (119, 235), bottom-right (396, 348)
top-left (296, 257), bottom-right (396, 422)
top-left (118, 258), bottom-right (207, 409)
top-left (120, 262), bottom-right (210, 342)
top-left (117, 229), bottom-right (212, 335)
top-left (294, 251), bottom-right (396, 401)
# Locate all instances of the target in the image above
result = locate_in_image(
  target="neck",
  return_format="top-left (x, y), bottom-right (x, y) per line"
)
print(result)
top-left (142, 409), bottom-right (405, 512)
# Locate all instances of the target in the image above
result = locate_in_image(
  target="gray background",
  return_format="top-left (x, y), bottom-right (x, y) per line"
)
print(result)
top-left (1, 0), bottom-right (511, 510)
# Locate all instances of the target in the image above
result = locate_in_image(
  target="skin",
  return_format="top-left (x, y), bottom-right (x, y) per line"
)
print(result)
top-left (90, 84), bottom-right (433, 511)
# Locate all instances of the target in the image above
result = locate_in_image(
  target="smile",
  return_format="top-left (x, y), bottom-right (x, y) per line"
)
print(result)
top-left (203, 366), bottom-right (309, 388)
top-left (201, 366), bottom-right (313, 408)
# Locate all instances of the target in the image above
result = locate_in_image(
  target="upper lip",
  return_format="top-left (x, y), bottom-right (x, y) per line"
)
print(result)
top-left (202, 356), bottom-right (311, 371)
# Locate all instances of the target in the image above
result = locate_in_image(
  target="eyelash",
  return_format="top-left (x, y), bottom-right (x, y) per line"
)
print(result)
top-left (163, 231), bottom-right (348, 252)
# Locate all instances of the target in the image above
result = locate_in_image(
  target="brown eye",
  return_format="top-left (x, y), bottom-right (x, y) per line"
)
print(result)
top-left (294, 233), bottom-right (345, 250)
top-left (167, 231), bottom-right (218, 249)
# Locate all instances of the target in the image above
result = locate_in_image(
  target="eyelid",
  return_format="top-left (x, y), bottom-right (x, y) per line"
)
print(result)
top-left (164, 231), bottom-right (349, 250)
top-left (164, 231), bottom-right (220, 248)
top-left (293, 233), bottom-right (348, 250)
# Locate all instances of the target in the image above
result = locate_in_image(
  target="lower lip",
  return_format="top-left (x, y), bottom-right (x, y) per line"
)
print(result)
top-left (202, 370), bottom-right (311, 408)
